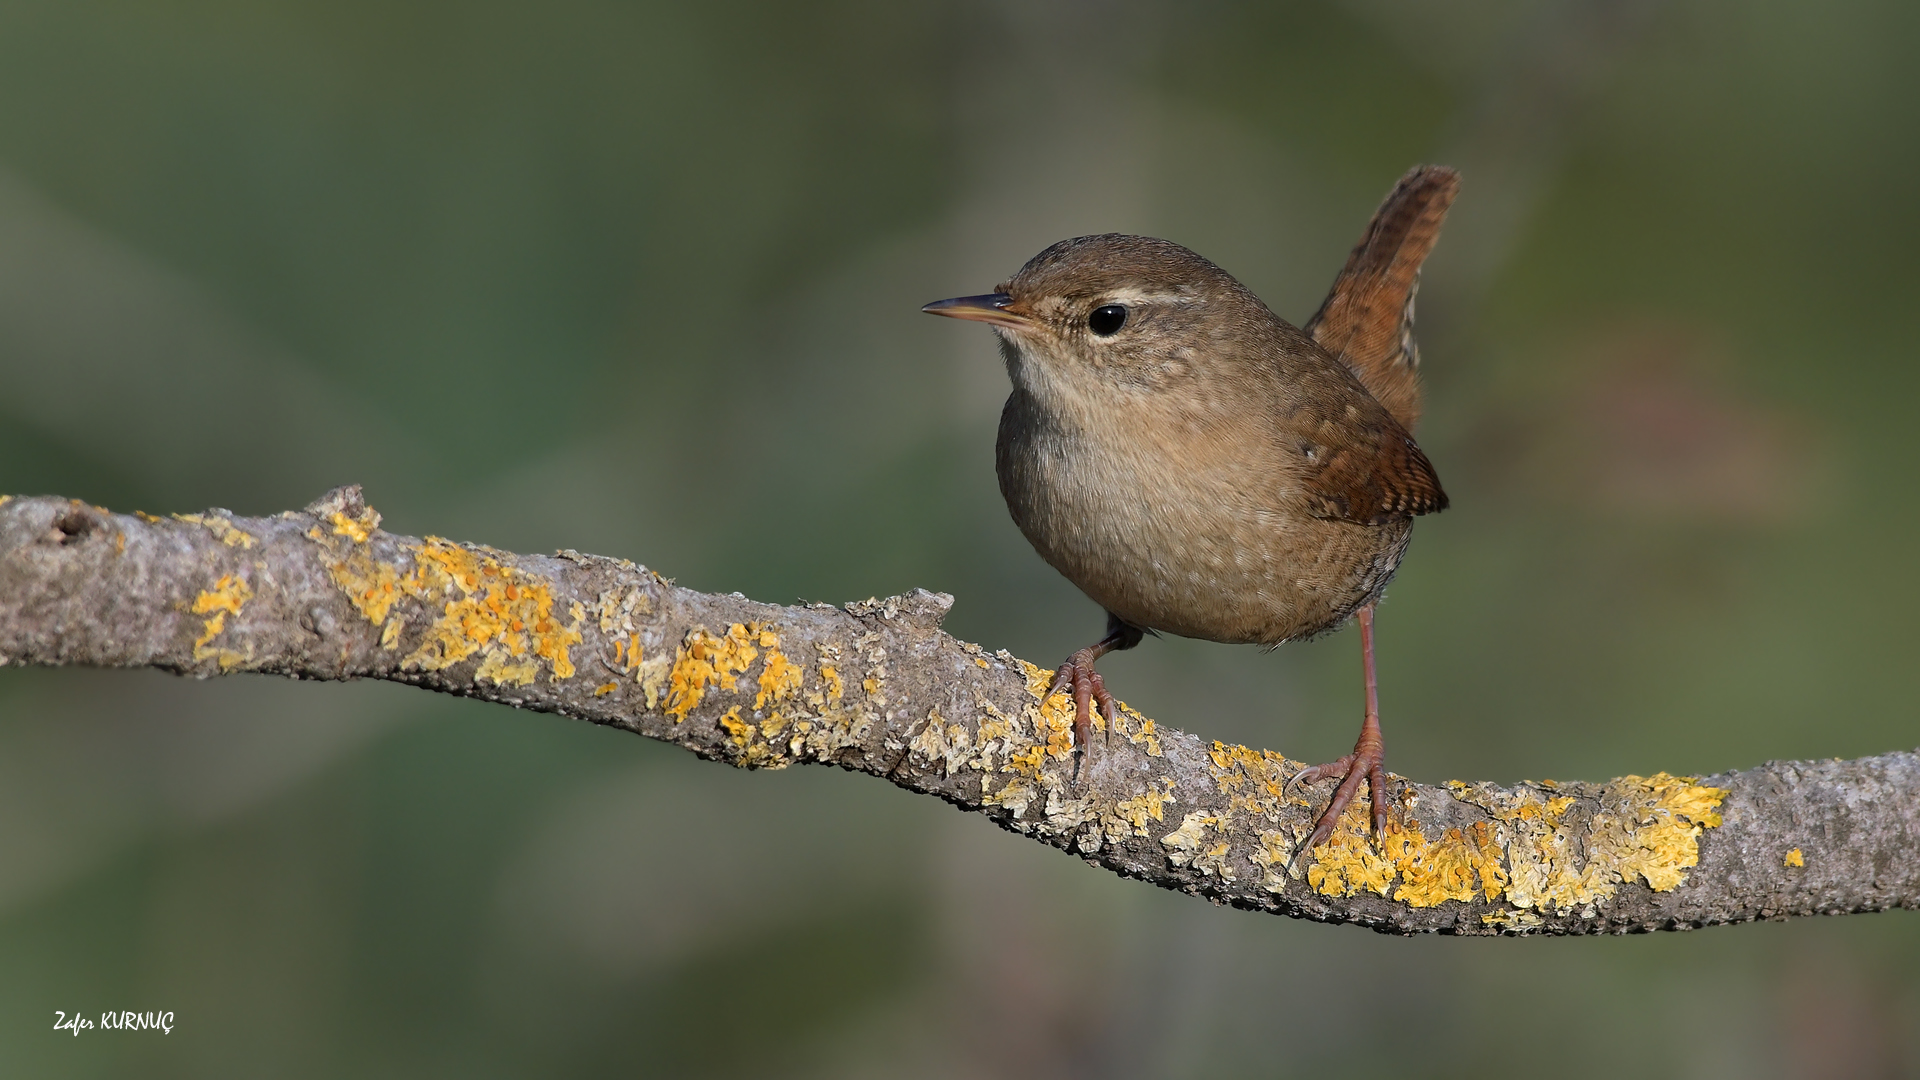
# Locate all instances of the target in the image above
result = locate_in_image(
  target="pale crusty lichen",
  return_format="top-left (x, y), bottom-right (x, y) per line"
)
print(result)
top-left (174, 513), bottom-right (257, 549)
top-left (595, 586), bottom-right (664, 704)
top-left (1102, 778), bottom-right (1178, 844)
top-left (1160, 812), bottom-right (1236, 880)
top-left (190, 573), bottom-right (254, 670)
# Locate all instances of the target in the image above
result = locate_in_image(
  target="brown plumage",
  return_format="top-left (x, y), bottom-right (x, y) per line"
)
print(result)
top-left (924, 165), bottom-right (1459, 848)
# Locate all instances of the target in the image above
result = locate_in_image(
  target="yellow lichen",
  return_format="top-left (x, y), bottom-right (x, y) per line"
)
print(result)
top-left (1160, 813), bottom-right (1236, 878)
top-left (1481, 908), bottom-right (1543, 931)
top-left (1785, 848), bottom-right (1804, 867)
top-left (305, 523), bottom-right (584, 689)
top-left (1104, 780), bottom-right (1178, 841)
top-left (1435, 772), bottom-right (1728, 915)
top-left (637, 654), bottom-right (671, 709)
top-left (908, 708), bottom-right (953, 771)
top-left (1276, 770), bottom-right (1728, 914)
top-left (664, 623), bottom-right (763, 722)
top-left (1390, 823), bottom-right (1494, 907)
top-left (593, 682), bottom-right (618, 696)
top-left (328, 506), bottom-right (381, 543)
top-left (719, 706), bottom-right (753, 751)
top-left (754, 632), bottom-right (803, 710)
top-left (398, 540), bottom-right (584, 687)
top-left (190, 574), bottom-right (253, 670)
top-left (817, 655), bottom-right (844, 703)
top-left (474, 652), bottom-right (540, 687)
top-left (174, 513), bottom-right (256, 548)
top-left (1304, 800), bottom-right (1399, 898)
top-left (336, 552), bottom-right (405, 625)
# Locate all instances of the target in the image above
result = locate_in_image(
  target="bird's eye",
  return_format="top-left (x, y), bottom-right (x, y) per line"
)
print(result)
top-left (1087, 304), bottom-right (1128, 336)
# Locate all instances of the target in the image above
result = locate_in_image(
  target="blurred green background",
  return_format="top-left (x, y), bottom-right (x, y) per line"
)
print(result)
top-left (2, 0), bottom-right (1917, 1075)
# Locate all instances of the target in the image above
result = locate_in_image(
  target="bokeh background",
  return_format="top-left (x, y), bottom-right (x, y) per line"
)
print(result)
top-left (2, 0), bottom-right (1917, 1075)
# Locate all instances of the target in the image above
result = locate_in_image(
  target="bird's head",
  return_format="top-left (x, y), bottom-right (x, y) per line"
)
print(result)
top-left (922, 234), bottom-right (1279, 400)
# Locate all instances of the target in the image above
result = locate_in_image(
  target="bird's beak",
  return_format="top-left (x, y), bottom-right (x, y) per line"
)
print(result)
top-left (921, 293), bottom-right (1029, 329)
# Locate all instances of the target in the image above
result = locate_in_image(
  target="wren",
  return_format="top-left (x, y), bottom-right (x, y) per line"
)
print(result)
top-left (925, 164), bottom-right (1451, 845)
top-left (924, 166), bottom-right (1457, 848)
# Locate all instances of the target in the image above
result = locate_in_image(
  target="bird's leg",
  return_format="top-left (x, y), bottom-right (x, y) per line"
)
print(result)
top-left (1288, 604), bottom-right (1391, 848)
top-left (1048, 613), bottom-right (1144, 773)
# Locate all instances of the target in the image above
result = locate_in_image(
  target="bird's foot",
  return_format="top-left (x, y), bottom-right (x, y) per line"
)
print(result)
top-left (1287, 714), bottom-right (1389, 849)
top-left (1048, 647), bottom-right (1119, 777)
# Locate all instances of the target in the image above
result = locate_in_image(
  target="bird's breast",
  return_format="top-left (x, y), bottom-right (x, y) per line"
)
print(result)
top-left (996, 387), bottom-right (1412, 644)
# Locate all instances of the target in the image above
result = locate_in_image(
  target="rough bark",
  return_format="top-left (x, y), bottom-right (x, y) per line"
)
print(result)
top-left (1, 488), bottom-right (1914, 935)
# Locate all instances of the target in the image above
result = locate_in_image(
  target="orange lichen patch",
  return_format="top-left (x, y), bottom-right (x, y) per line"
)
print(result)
top-left (1785, 848), bottom-right (1804, 868)
top-left (339, 555), bottom-right (406, 626)
top-left (1126, 712), bottom-right (1163, 757)
top-left (664, 623), bottom-right (763, 722)
top-left (755, 635), bottom-right (803, 710)
top-left (1304, 801), bottom-right (1398, 898)
top-left (719, 706), bottom-right (753, 751)
top-left (399, 540), bottom-right (585, 687)
top-left (593, 682), bottom-right (618, 697)
top-left (1389, 821), bottom-right (1506, 906)
top-left (1019, 660), bottom-right (1105, 738)
top-left (328, 506), bottom-right (381, 543)
top-left (191, 574), bottom-right (251, 622)
top-left (190, 574), bottom-right (254, 670)
top-left (1035, 702), bottom-right (1075, 759)
top-left (306, 519), bottom-right (585, 688)
top-left (173, 512), bottom-right (256, 548)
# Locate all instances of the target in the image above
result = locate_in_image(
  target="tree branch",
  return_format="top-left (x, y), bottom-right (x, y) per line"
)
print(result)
top-left (2, 488), bottom-right (1914, 935)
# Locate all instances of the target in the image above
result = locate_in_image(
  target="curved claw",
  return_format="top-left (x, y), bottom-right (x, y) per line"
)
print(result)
top-left (1286, 754), bottom-right (1354, 796)
top-left (1294, 711), bottom-right (1389, 850)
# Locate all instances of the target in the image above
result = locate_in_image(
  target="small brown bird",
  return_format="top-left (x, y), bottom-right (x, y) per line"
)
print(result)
top-left (923, 166), bottom-right (1458, 848)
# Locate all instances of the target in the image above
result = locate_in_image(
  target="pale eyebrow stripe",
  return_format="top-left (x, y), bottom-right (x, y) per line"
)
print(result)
top-left (1098, 288), bottom-right (1197, 306)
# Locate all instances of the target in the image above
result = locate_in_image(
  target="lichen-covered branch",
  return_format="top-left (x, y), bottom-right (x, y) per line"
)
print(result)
top-left (1, 488), bottom-right (1915, 935)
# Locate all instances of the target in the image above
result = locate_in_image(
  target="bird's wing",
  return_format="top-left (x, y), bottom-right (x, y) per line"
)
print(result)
top-left (1303, 165), bottom-right (1459, 433)
top-left (1293, 397), bottom-right (1449, 525)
